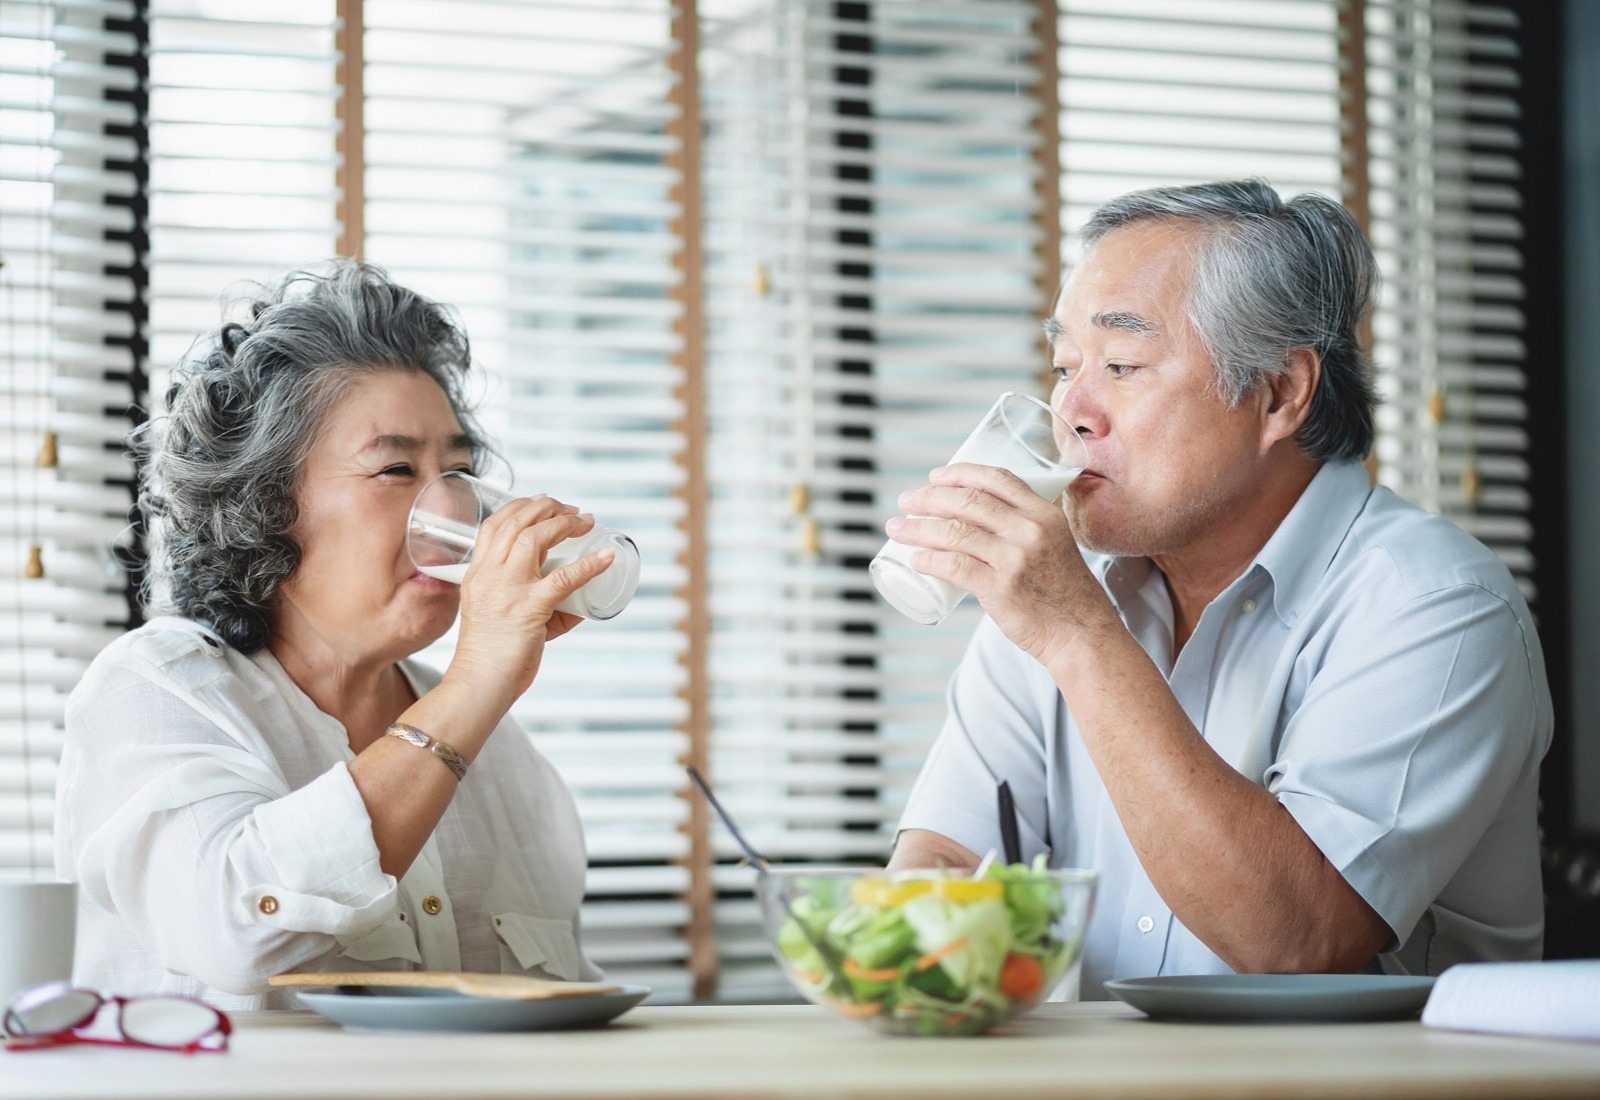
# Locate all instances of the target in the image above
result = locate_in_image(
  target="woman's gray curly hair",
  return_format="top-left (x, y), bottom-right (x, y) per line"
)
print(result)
top-left (137, 260), bottom-right (493, 654)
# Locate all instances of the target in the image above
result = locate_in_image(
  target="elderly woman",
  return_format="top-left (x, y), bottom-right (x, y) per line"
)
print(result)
top-left (54, 261), bottom-right (611, 1009)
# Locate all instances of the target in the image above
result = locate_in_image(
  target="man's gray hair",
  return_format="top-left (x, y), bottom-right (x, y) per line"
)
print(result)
top-left (137, 260), bottom-right (493, 653)
top-left (1082, 178), bottom-right (1378, 463)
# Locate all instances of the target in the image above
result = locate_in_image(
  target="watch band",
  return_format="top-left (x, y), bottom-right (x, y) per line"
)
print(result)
top-left (385, 723), bottom-right (468, 781)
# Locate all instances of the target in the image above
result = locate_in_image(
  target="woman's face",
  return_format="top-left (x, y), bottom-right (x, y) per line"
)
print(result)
top-left (272, 369), bottom-right (474, 666)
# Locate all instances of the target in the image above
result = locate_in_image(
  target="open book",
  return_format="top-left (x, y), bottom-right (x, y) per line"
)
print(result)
top-left (1421, 960), bottom-right (1600, 1042)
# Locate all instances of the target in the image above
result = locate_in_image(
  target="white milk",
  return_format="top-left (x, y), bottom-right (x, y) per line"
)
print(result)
top-left (418, 562), bottom-right (470, 584)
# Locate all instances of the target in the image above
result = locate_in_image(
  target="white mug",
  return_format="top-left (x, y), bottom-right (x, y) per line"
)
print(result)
top-left (0, 881), bottom-right (77, 1011)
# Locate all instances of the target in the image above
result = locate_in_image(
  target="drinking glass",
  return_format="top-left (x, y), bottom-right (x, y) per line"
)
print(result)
top-left (870, 391), bottom-right (1089, 625)
top-left (407, 472), bottom-right (640, 621)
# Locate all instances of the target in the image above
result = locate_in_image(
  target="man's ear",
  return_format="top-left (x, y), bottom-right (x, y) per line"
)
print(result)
top-left (1262, 347), bottom-right (1320, 448)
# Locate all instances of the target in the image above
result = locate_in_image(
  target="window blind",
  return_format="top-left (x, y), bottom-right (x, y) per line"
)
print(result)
top-left (698, 0), bottom-right (1048, 1000)
top-left (1057, 0), bottom-right (1344, 237)
top-left (1361, 0), bottom-right (1535, 597)
top-left (146, 0), bottom-right (339, 376)
top-left (0, 0), bottom-right (142, 877)
top-left (358, 0), bottom-right (696, 1000)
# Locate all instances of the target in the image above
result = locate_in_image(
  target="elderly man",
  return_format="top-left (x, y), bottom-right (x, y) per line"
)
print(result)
top-left (887, 179), bottom-right (1552, 997)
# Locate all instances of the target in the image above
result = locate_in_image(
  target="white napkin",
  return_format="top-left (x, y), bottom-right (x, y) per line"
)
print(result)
top-left (1421, 960), bottom-right (1600, 1042)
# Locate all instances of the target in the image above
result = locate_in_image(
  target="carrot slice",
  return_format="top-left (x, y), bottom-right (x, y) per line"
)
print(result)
top-left (842, 959), bottom-right (902, 983)
top-left (913, 936), bottom-right (969, 971)
top-left (998, 952), bottom-right (1044, 1000)
top-left (823, 996), bottom-right (883, 1018)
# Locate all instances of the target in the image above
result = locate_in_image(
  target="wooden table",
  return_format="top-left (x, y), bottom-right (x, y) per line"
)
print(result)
top-left (4, 1001), bottom-right (1600, 1099)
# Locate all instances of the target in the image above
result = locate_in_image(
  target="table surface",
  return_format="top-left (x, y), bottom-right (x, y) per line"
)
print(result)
top-left (4, 1001), bottom-right (1600, 1100)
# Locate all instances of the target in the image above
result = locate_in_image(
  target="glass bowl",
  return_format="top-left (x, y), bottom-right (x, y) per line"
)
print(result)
top-left (755, 863), bottom-right (1098, 1036)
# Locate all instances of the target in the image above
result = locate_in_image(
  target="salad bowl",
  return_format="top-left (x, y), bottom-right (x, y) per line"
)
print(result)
top-left (756, 861), bottom-right (1098, 1036)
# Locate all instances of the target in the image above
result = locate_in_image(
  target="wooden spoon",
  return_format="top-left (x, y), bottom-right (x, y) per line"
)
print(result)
top-left (270, 970), bottom-right (620, 1001)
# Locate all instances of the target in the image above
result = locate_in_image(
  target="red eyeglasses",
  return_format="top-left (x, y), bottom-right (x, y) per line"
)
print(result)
top-left (3, 981), bottom-right (231, 1054)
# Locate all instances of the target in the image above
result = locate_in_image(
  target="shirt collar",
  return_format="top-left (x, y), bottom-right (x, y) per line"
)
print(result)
top-left (1252, 460), bottom-right (1373, 627)
top-left (1087, 460), bottom-right (1373, 628)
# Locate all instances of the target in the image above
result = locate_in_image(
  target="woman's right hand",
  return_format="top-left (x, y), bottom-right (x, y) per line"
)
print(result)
top-left (443, 494), bottom-right (616, 709)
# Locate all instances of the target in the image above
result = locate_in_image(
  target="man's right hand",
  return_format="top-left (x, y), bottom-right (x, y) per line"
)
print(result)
top-left (886, 462), bottom-right (1118, 674)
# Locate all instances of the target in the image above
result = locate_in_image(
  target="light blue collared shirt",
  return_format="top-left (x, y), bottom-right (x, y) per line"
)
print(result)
top-left (897, 460), bottom-right (1553, 998)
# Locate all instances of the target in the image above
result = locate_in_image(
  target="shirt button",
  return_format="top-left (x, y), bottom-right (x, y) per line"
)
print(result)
top-left (1137, 915), bottom-right (1155, 934)
top-left (423, 895), bottom-right (443, 916)
top-left (1241, 598), bottom-right (1258, 614)
top-left (258, 896), bottom-right (279, 915)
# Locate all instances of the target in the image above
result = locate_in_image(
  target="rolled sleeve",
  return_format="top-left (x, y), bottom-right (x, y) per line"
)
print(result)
top-left (61, 652), bottom-right (403, 995)
top-left (245, 764), bottom-right (397, 935)
top-left (898, 619), bottom-right (1053, 862)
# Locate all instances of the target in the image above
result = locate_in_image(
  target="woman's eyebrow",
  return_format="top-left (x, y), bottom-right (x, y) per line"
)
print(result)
top-left (358, 432), bottom-right (473, 455)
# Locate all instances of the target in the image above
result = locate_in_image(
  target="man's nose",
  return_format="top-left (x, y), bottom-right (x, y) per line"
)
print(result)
top-left (1051, 377), bottom-right (1096, 438)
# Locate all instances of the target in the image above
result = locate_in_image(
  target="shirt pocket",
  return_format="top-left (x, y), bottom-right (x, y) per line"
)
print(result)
top-left (492, 912), bottom-right (582, 981)
top-left (337, 917), bottom-right (423, 966)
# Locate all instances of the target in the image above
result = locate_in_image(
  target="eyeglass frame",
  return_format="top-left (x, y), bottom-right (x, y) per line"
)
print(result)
top-left (3, 980), bottom-right (232, 1055)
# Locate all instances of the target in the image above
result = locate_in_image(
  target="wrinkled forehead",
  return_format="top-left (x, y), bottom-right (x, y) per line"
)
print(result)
top-left (1051, 221), bottom-right (1202, 332)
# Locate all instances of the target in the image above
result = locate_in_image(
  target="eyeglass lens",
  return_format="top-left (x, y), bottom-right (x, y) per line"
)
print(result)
top-left (6, 985), bottom-right (98, 1035)
top-left (119, 998), bottom-right (224, 1047)
top-left (7, 984), bottom-right (224, 1049)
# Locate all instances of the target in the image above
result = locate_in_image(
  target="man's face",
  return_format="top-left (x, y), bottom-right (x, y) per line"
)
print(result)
top-left (1049, 220), bottom-right (1279, 561)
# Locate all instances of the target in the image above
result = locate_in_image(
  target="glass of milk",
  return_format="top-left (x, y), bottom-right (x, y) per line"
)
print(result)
top-left (870, 391), bottom-right (1089, 626)
top-left (407, 472), bottom-right (640, 621)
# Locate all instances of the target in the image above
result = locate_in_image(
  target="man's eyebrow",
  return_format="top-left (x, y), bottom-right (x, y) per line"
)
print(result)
top-left (359, 432), bottom-right (474, 454)
top-left (1042, 317), bottom-right (1064, 345)
top-left (1090, 310), bottom-right (1158, 339)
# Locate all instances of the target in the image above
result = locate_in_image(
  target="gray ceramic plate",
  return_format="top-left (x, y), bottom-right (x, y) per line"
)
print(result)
top-left (1104, 974), bottom-right (1436, 1023)
top-left (294, 984), bottom-right (651, 1033)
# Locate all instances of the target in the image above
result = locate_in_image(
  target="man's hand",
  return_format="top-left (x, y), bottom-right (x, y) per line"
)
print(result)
top-left (887, 462), bottom-right (1116, 668)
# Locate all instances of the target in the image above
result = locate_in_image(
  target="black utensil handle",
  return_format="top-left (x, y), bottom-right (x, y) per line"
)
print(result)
top-left (998, 780), bottom-right (1023, 865)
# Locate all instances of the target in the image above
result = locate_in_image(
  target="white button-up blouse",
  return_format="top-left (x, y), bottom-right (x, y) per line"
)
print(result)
top-left (55, 616), bottom-right (601, 1010)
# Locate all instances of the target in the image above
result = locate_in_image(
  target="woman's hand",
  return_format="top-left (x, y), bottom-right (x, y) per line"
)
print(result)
top-left (443, 494), bottom-right (616, 711)
top-left (353, 496), bottom-right (612, 882)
